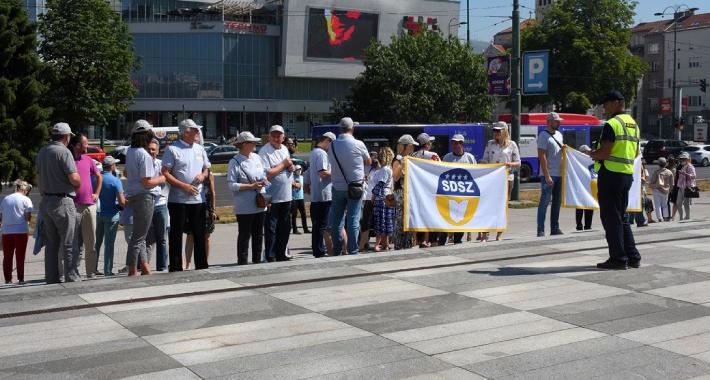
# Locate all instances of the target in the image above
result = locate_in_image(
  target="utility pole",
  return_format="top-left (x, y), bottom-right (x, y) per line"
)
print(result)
top-left (511, 0), bottom-right (521, 201)
top-left (466, 0), bottom-right (470, 45)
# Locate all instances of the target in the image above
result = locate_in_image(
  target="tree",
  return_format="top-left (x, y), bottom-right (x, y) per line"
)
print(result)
top-left (521, 0), bottom-right (647, 111)
top-left (333, 31), bottom-right (494, 123)
top-left (0, 0), bottom-right (51, 183)
top-left (38, 0), bottom-right (139, 132)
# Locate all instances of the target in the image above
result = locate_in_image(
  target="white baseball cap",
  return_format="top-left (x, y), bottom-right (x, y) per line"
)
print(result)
top-left (178, 119), bottom-right (201, 133)
top-left (51, 122), bottom-right (74, 136)
top-left (416, 133), bottom-right (435, 145)
top-left (235, 131), bottom-right (261, 144)
top-left (269, 125), bottom-right (284, 134)
top-left (131, 119), bottom-right (153, 134)
top-left (322, 132), bottom-right (336, 141)
top-left (339, 117), bottom-right (355, 129)
top-left (398, 134), bottom-right (419, 146)
top-left (451, 134), bottom-right (465, 142)
top-left (492, 121), bottom-right (509, 130)
top-left (547, 112), bottom-right (564, 122)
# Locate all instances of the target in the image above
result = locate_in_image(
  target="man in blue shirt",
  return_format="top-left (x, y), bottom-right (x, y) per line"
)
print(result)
top-left (95, 156), bottom-right (125, 276)
top-left (161, 119), bottom-right (211, 271)
top-left (327, 117), bottom-right (371, 256)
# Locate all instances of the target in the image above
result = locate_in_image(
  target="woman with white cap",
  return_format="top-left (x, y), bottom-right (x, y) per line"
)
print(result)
top-left (227, 131), bottom-right (268, 265)
top-left (481, 121), bottom-right (521, 241)
top-left (672, 152), bottom-right (696, 220)
top-left (392, 134), bottom-right (417, 250)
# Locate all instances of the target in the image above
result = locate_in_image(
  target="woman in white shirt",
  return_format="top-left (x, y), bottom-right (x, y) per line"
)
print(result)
top-left (481, 122), bottom-right (521, 242)
top-left (1, 180), bottom-right (33, 284)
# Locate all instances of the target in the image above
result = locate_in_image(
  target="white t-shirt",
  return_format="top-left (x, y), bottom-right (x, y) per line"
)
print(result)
top-left (369, 166), bottom-right (393, 197)
top-left (482, 140), bottom-right (521, 181)
top-left (0, 192), bottom-right (33, 234)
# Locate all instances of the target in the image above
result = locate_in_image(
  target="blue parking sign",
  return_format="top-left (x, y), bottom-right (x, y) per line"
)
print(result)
top-left (523, 51), bottom-right (549, 95)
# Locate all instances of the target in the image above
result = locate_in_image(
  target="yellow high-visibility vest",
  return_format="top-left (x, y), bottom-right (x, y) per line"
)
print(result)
top-left (594, 114), bottom-right (639, 175)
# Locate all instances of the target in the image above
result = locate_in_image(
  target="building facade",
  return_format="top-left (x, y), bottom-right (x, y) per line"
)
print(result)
top-left (120, 0), bottom-right (460, 140)
top-left (633, 11), bottom-right (710, 139)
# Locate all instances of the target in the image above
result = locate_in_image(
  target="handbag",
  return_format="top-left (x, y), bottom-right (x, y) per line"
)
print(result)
top-left (234, 157), bottom-right (272, 208)
top-left (331, 141), bottom-right (364, 200)
top-left (684, 186), bottom-right (700, 199)
top-left (385, 194), bottom-right (395, 208)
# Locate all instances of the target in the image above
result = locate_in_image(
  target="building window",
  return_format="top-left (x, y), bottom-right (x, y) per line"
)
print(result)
top-left (689, 58), bottom-right (701, 68)
top-left (648, 43), bottom-right (660, 54)
top-left (650, 61), bottom-right (659, 72)
top-left (689, 96), bottom-right (702, 107)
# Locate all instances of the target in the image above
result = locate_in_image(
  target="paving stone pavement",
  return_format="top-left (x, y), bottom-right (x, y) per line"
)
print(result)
top-left (2, 201), bottom-right (710, 378)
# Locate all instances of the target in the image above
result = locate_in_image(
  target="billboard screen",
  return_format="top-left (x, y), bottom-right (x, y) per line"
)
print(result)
top-left (306, 8), bottom-right (379, 60)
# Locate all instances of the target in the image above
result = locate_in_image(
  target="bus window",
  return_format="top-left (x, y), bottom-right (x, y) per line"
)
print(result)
top-left (562, 129), bottom-right (586, 149)
top-left (430, 135), bottom-right (450, 157)
top-left (590, 126), bottom-right (603, 148)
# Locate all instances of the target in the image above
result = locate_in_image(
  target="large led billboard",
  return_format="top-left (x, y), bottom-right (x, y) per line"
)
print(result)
top-left (305, 8), bottom-right (379, 61)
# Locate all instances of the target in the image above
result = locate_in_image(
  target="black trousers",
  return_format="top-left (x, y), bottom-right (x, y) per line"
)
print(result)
top-left (291, 199), bottom-right (308, 232)
top-left (437, 233), bottom-right (463, 245)
top-left (168, 202), bottom-right (208, 271)
top-left (310, 201), bottom-right (331, 257)
top-left (597, 168), bottom-right (641, 264)
top-left (237, 212), bottom-right (265, 264)
top-left (575, 209), bottom-right (594, 230)
top-left (264, 201), bottom-right (291, 260)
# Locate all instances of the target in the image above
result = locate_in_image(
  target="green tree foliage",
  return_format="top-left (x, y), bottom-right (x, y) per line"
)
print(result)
top-left (333, 31), bottom-right (494, 123)
top-left (522, 0), bottom-right (647, 111)
top-left (0, 0), bottom-right (50, 183)
top-left (38, 0), bottom-right (139, 131)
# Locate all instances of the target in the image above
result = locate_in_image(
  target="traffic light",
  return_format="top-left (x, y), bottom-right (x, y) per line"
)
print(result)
top-left (702, 79), bottom-right (707, 93)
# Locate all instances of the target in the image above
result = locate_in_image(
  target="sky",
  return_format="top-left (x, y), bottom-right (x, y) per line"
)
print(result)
top-left (458, 1), bottom-right (707, 43)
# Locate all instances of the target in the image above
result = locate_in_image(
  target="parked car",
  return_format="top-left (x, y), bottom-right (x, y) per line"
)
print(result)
top-left (86, 146), bottom-right (107, 162)
top-left (642, 139), bottom-right (689, 162)
top-left (682, 146), bottom-right (710, 167)
top-left (207, 145), bottom-right (239, 164)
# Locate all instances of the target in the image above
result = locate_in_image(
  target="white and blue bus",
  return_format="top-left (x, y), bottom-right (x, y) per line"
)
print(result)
top-left (311, 113), bottom-right (603, 181)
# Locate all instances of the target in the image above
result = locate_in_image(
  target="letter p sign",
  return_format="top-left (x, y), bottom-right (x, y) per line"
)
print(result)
top-left (523, 50), bottom-right (549, 95)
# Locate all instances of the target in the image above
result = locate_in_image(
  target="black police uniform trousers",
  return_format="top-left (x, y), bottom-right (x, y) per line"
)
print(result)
top-left (597, 167), bottom-right (641, 264)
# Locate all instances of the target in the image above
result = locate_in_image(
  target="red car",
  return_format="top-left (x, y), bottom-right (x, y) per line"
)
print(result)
top-left (86, 146), bottom-right (107, 163)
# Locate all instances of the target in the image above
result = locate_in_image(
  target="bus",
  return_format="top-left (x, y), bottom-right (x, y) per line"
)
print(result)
top-left (311, 113), bottom-right (602, 181)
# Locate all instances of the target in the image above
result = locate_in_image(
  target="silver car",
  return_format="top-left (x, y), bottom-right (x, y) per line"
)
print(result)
top-left (682, 145), bottom-right (710, 167)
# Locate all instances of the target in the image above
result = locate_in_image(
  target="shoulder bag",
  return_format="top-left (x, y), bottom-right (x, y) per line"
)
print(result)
top-left (331, 141), bottom-right (364, 200)
top-left (232, 156), bottom-right (272, 208)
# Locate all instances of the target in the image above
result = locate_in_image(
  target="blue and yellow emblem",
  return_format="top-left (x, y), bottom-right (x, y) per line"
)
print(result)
top-left (436, 168), bottom-right (480, 226)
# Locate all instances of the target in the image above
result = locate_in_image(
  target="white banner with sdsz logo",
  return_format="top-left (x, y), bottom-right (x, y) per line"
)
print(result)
top-left (404, 157), bottom-right (508, 232)
top-left (562, 147), bottom-right (642, 212)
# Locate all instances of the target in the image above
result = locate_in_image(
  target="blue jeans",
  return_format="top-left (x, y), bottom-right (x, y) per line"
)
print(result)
top-left (329, 190), bottom-right (363, 256)
top-left (150, 204), bottom-right (168, 271)
top-left (537, 176), bottom-right (562, 233)
top-left (95, 213), bottom-right (119, 275)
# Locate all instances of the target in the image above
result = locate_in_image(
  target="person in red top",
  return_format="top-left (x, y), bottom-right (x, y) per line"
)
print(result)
top-left (69, 133), bottom-right (103, 278)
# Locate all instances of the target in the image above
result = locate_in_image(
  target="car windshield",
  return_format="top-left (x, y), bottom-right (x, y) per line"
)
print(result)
top-left (646, 141), bottom-right (663, 148)
top-left (683, 146), bottom-right (700, 152)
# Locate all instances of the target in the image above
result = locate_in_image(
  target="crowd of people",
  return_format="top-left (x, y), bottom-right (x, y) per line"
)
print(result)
top-left (0, 110), bottom-right (700, 284)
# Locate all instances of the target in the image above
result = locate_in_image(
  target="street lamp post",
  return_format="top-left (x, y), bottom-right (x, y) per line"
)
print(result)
top-left (655, 5), bottom-right (699, 140)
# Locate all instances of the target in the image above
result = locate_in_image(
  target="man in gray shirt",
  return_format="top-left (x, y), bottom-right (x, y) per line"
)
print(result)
top-left (327, 117), bottom-right (371, 256)
top-left (260, 125), bottom-right (294, 262)
top-left (36, 123), bottom-right (82, 283)
top-left (304, 132), bottom-right (335, 258)
top-left (537, 112), bottom-right (565, 237)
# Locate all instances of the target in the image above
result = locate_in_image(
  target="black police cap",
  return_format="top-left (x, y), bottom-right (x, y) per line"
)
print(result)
top-left (600, 90), bottom-right (625, 104)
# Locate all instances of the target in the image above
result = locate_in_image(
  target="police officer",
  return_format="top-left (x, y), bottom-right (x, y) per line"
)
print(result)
top-left (36, 123), bottom-right (82, 283)
top-left (590, 90), bottom-right (642, 270)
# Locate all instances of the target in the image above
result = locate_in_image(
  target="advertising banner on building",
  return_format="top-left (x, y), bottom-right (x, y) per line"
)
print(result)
top-left (487, 55), bottom-right (511, 96)
top-left (404, 157), bottom-right (508, 232)
top-left (562, 147), bottom-right (642, 212)
top-left (660, 98), bottom-right (671, 113)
